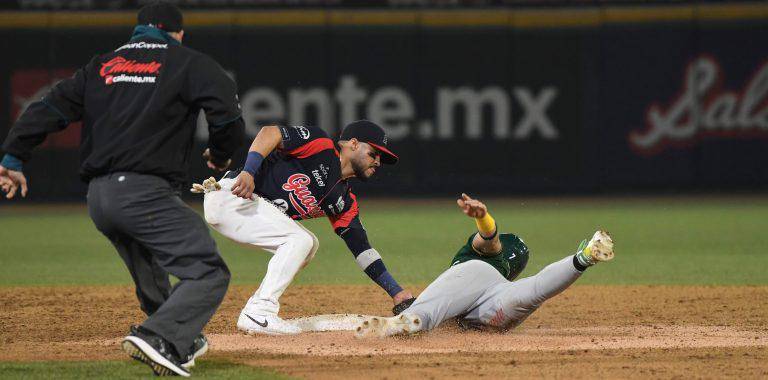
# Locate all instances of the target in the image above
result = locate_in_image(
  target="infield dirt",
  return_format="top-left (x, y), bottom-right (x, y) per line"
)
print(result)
top-left (1, 285), bottom-right (767, 378)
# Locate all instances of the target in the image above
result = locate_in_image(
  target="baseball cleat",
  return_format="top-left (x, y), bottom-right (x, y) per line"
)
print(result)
top-left (354, 313), bottom-right (422, 338)
top-left (122, 326), bottom-right (190, 377)
top-left (577, 230), bottom-right (615, 266)
top-left (237, 312), bottom-right (301, 335)
top-left (181, 333), bottom-right (208, 369)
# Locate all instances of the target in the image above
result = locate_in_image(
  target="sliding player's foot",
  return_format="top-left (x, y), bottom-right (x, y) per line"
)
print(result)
top-left (575, 230), bottom-right (614, 267)
top-left (354, 314), bottom-right (422, 338)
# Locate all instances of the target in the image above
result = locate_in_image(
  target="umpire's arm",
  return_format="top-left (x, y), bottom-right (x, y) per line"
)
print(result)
top-left (186, 54), bottom-right (245, 166)
top-left (1, 58), bottom-right (91, 198)
top-left (2, 58), bottom-right (91, 164)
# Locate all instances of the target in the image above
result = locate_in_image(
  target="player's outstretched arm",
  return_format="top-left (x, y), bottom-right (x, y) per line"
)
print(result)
top-left (457, 193), bottom-right (502, 255)
top-left (334, 216), bottom-right (414, 311)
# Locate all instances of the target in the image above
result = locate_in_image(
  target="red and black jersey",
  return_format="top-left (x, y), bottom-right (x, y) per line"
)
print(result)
top-left (224, 124), bottom-right (403, 297)
top-left (246, 125), bottom-right (359, 231)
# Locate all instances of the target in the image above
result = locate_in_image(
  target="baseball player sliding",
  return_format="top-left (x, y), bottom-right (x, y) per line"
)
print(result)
top-left (192, 120), bottom-right (414, 335)
top-left (354, 193), bottom-right (614, 337)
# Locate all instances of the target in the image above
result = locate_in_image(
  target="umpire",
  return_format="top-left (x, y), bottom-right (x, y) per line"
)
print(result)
top-left (0, 1), bottom-right (244, 377)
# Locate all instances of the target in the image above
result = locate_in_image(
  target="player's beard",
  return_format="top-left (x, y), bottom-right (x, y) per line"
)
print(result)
top-left (351, 159), bottom-right (373, 182)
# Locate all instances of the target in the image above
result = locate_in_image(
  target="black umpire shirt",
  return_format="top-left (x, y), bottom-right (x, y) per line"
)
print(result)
top-left (1, 26), bottom-right (245, 187)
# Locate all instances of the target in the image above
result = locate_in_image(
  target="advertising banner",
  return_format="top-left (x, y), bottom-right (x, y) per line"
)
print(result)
top-left (1, 10), bottom-right (766, 200)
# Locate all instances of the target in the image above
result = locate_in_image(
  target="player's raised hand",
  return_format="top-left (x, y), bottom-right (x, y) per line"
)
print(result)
top-left (0, 165), bottom-right (28, 199)
top-left (231, 171), bottom-right (255, 199)
top-left (457, 193), bottom-right (487, 218)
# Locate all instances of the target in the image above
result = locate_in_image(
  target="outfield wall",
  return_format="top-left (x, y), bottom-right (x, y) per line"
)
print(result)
top-left (1, 3), bottom-right (767, 200)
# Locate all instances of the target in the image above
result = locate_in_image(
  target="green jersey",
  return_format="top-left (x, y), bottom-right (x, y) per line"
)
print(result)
top-left (449, 233), bottom-right (530, 280)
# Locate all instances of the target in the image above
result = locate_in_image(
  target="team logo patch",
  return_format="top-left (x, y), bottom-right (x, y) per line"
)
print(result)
top-left (100, 56), bottom-right (162, 85)
top-left (326, 195), bottom-right (345, 215)
top-left (335, 196), bottom-right (345, 213)
top-left (293, 126), bottom-right (311, 140)
top-left (282, 174), bottom-right (325, 219)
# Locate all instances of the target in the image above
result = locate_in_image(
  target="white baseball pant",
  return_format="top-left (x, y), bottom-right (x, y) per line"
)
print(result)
top-left (203, 178), bottom-right (319, 316)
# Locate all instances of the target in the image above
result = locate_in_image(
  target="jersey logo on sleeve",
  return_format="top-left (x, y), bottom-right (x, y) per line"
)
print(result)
top-left (326, 196), bottom-right (345, 215)
top-left (280, 127), bottom-right (291, 141)
top-left (282, 173), bottom-right (325, 218)
top-left (293, 126), bottom-right (311, 139)
top-left (334, 196), bottom-right (345, 214)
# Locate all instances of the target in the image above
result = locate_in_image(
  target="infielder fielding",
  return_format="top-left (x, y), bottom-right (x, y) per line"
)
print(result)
top-left (0, 2), bottom-right (244, 376)
top-left (354, 193), bottom-right (614, 337)
top-left (191, 121), bottom-right (414, 335)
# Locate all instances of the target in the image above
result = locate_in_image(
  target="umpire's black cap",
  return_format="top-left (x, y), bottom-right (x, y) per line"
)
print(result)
top-left (138, 1), bottom-right (183, 33)
top-left (339, 120), bottom-right (399, 165)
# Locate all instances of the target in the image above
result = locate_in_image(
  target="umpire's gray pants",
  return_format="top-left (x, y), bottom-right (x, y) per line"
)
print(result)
top-left (87, 172), bottom-right (230, 358)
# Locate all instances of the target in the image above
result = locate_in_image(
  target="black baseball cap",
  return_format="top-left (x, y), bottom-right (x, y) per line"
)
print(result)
top-left (339, 120), bottom-right (399, 165)
top-left (137, 1), bottom-right (183, 33)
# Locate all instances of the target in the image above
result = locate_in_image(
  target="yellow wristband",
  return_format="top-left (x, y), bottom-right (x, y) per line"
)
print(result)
top-left (475, 212), bottom-right (496, 237)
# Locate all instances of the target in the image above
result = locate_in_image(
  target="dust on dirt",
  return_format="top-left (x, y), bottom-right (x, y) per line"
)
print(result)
top-left (1, 285), bottom-right (767, 378)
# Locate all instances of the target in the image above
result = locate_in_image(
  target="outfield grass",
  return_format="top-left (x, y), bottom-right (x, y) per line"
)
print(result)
top-left (1, 197), bottom-right (767, 286)
top-left (0, 360), bottom-right (288, 379)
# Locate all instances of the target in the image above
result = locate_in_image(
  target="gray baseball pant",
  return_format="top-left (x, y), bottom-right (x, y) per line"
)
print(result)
top-left (87, 172), bottom-right (230, 358)
top-left (405, 255), bottom-right (582, 331)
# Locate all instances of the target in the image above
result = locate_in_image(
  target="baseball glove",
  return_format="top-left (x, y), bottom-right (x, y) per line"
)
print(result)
top-left (190, 177), bottom-right (221, 194)
top-left (392, 297), bottom-right (416, 315)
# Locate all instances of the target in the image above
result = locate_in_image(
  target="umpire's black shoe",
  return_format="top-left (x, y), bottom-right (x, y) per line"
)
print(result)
top-left (181, 334), bottom-right (209, 369)
top-left (123, 325), bottom-right (190, 377)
